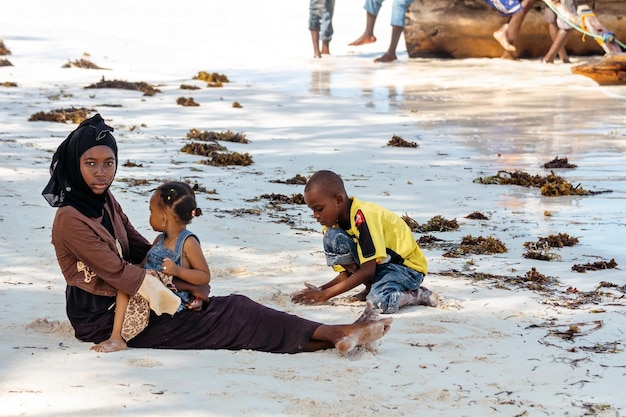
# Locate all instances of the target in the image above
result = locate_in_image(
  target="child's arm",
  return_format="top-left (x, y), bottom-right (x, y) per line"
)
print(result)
top-left (161, 237), bottom-right (211, 285)
top-left (292, 260), bottom-right (377, 304)
top-left (90, 291), bottom-right (129, 353)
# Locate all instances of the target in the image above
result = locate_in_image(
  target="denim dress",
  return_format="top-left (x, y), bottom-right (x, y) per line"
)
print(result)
top-left (144, 229), bottom-right (195, 312)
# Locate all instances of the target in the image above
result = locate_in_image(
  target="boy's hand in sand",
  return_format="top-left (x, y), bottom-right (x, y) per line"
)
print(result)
top-left (291, 282), bottom-right (328, 304)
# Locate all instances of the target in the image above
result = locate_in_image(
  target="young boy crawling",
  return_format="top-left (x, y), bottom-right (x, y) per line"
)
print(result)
top-left (291, 170), bottom-right (439, 313)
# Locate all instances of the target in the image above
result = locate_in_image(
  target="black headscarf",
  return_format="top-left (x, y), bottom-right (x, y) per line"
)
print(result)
top-left (42, 113), bottom-right (118, 218)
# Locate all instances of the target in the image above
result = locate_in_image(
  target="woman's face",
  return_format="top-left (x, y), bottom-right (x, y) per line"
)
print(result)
top-left (79, 145), bottom-right (116, 195)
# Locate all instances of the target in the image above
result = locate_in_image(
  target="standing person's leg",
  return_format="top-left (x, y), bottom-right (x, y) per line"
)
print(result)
top-left (544, 24), bottom-right (571, 63)
top-left (501, 0), bottom-right (537, 59)
top-left (309, 0), bottom-right (324, 58)
top-left (349, 0), bottom-right (384, 45)
top-left (320, 0), bottom-right (336, 55)
top-left (374, 0), bottom-right (414, 62)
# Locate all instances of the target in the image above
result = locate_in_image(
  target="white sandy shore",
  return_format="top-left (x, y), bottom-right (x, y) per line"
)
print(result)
top-left (1, 1), bottom-right (625, 416)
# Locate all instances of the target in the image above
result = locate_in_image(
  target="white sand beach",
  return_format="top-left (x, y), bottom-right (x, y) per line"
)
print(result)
top-left (1, 1), bottom-right (625, 416)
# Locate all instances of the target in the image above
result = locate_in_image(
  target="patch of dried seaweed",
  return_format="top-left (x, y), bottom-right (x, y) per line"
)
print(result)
top-left (187, 129), bottom-right (249, 143)
top-left (416, 234), bottom-right (455, 251)
top-left (62, 59), bottom-right (107, 69)
top-left (176, 97), bottom-right (199, 107)
top-left (465, 211), bottom-right (489, 220)
top-left (192, 71), bottom-right (230, 87)
top-left (28, 107), bottom-right (94, 123)
top-left (473, 170), bottom-right (608, 196)
top-left (116, 177), bottom-right (153, 187)
top-left (232, 101), bottom-right (242, 108)
top-left (84, 76), bottom-right (161, 96)
top-left (572, 258), bottom-right (618, 273)
top-left (259, 193), bottom-right (306, 205)
top-left (402, 214), bottom-right (458, 233)
top-left (0, 58), bottom-right (13, 67)
top-left (443, 235), bottom-right (507, 257)
top-left (0, 40), bottom-right (10, 55)
top-left (1, 81), bottom-right (17, 87)
top-left (387, 135), bottom-right (418, 148)
top-left (181, 142), bottom-right (227, 156)
top-left (423, 215), bottom-right (459, 232)
top-left (122, 160), bottom-right (143, 167)
top-left (180, 84), bottom-right (201, 90)
top-left (188, 181), bottom-right (218, 195)
top-left (543, 156), bottom-right (577, 169)
top-left (270, 174), bottom-right (308, 185)
top-left (200, 151), bottom-right (254, 166)
top-left (524, 233), bottom-right (579, 251)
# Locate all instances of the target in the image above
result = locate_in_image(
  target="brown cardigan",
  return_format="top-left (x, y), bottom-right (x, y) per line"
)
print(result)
top-left (51, 191), bottom-right (152, 297)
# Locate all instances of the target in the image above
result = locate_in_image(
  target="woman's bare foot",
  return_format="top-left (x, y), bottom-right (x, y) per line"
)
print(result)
top-left (349, 34), bottom-right (376, 46)
top-left (493, 23), bottom-right (516, 52)
top-left (335, 317), bottom-right (393, 353)
top-left (374, 52), bottom-right (397, 63)
top-left (353, 300), bottom-right (379, 323)
top-left (90, 338), bottom-right (127, 353)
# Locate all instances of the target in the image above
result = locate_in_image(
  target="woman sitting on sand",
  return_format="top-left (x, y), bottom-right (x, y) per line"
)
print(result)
top-left (42, 113), bottom-right (392, 354)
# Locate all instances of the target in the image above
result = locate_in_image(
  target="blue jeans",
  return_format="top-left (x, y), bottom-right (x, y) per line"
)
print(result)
top-left (309, 0), bottom-right (335, 42)
top-left (363, 0), bottom-right (414, 27)
top-left (323, 228), bottom-right (424, 313)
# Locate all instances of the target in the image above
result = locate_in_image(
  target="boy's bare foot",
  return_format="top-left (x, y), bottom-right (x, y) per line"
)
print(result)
top-left (335, 317), bottom-right (393, 353)
top-left (493, 23), bottom-right (516, 52)
top-left (90, 338), bottom-right (127, 353)
top-left (349, 34), bottom-right (376, 46)
top-left (400, 286), bottom-right (439, 308)
top-left (374, 52), bottom-right (397, 63)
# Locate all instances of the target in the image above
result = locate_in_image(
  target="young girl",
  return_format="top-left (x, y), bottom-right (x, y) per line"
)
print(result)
top-left (92, 181), bottom-right (210, 352)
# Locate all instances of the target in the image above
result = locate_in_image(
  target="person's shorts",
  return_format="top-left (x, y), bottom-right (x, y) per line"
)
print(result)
top-left (545, 0), bottom-right (577, 31)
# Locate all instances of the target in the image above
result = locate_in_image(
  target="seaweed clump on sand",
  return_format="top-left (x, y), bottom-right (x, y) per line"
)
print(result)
top-left (85, 76), bottom-right (161, 96)
top-left (465, 211), bottom-right (489, 220)
top-left (572, 258), bottom-right (618, 273)
top-left (259, 193), bottom-right (306, 206)
top-left (28, 107), bottom-right (95, 123)
top-left (403, 214), bottom-right (459, 233)
top-left (543, 156), bottom-right (577, 169)
top-left (1, 81), bottom-right (17, 87)
top-left (201, 151), bottom-right (254, 167)
top-left (176, 97), bottom-right (200, 107)
top-left (0, 58), bottom-right (13, 67)
top-left (187, 129), bottom-right (249, 143)
top-left (181, 141), bottom-right (227, 156)
top-left (443, 235), bottom-right (507, 257)
top-left (523, 233), bottom-right (579, 261)
top-left (180, 84), bottom-right (201, 90)
top-left (473, 170), bottom-right (610, 196)
top-left (192, 71), bottom-right (230, 87)
top-left (270, 174), bottom-right (308, 185)
top-left (0, 40), bottom-right (11, 55)
top-left (387, 135), bottom-right (418, 148)
top-left (62, 58), bottom-right (107, 69)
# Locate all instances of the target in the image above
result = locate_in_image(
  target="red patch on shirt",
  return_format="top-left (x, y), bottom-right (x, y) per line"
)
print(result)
top-left (354, 210), bottom-right (365, 227)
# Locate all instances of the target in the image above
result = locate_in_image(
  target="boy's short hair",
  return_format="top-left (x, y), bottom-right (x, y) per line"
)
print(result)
top-left (305, 170), bottom-right (346, 197)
